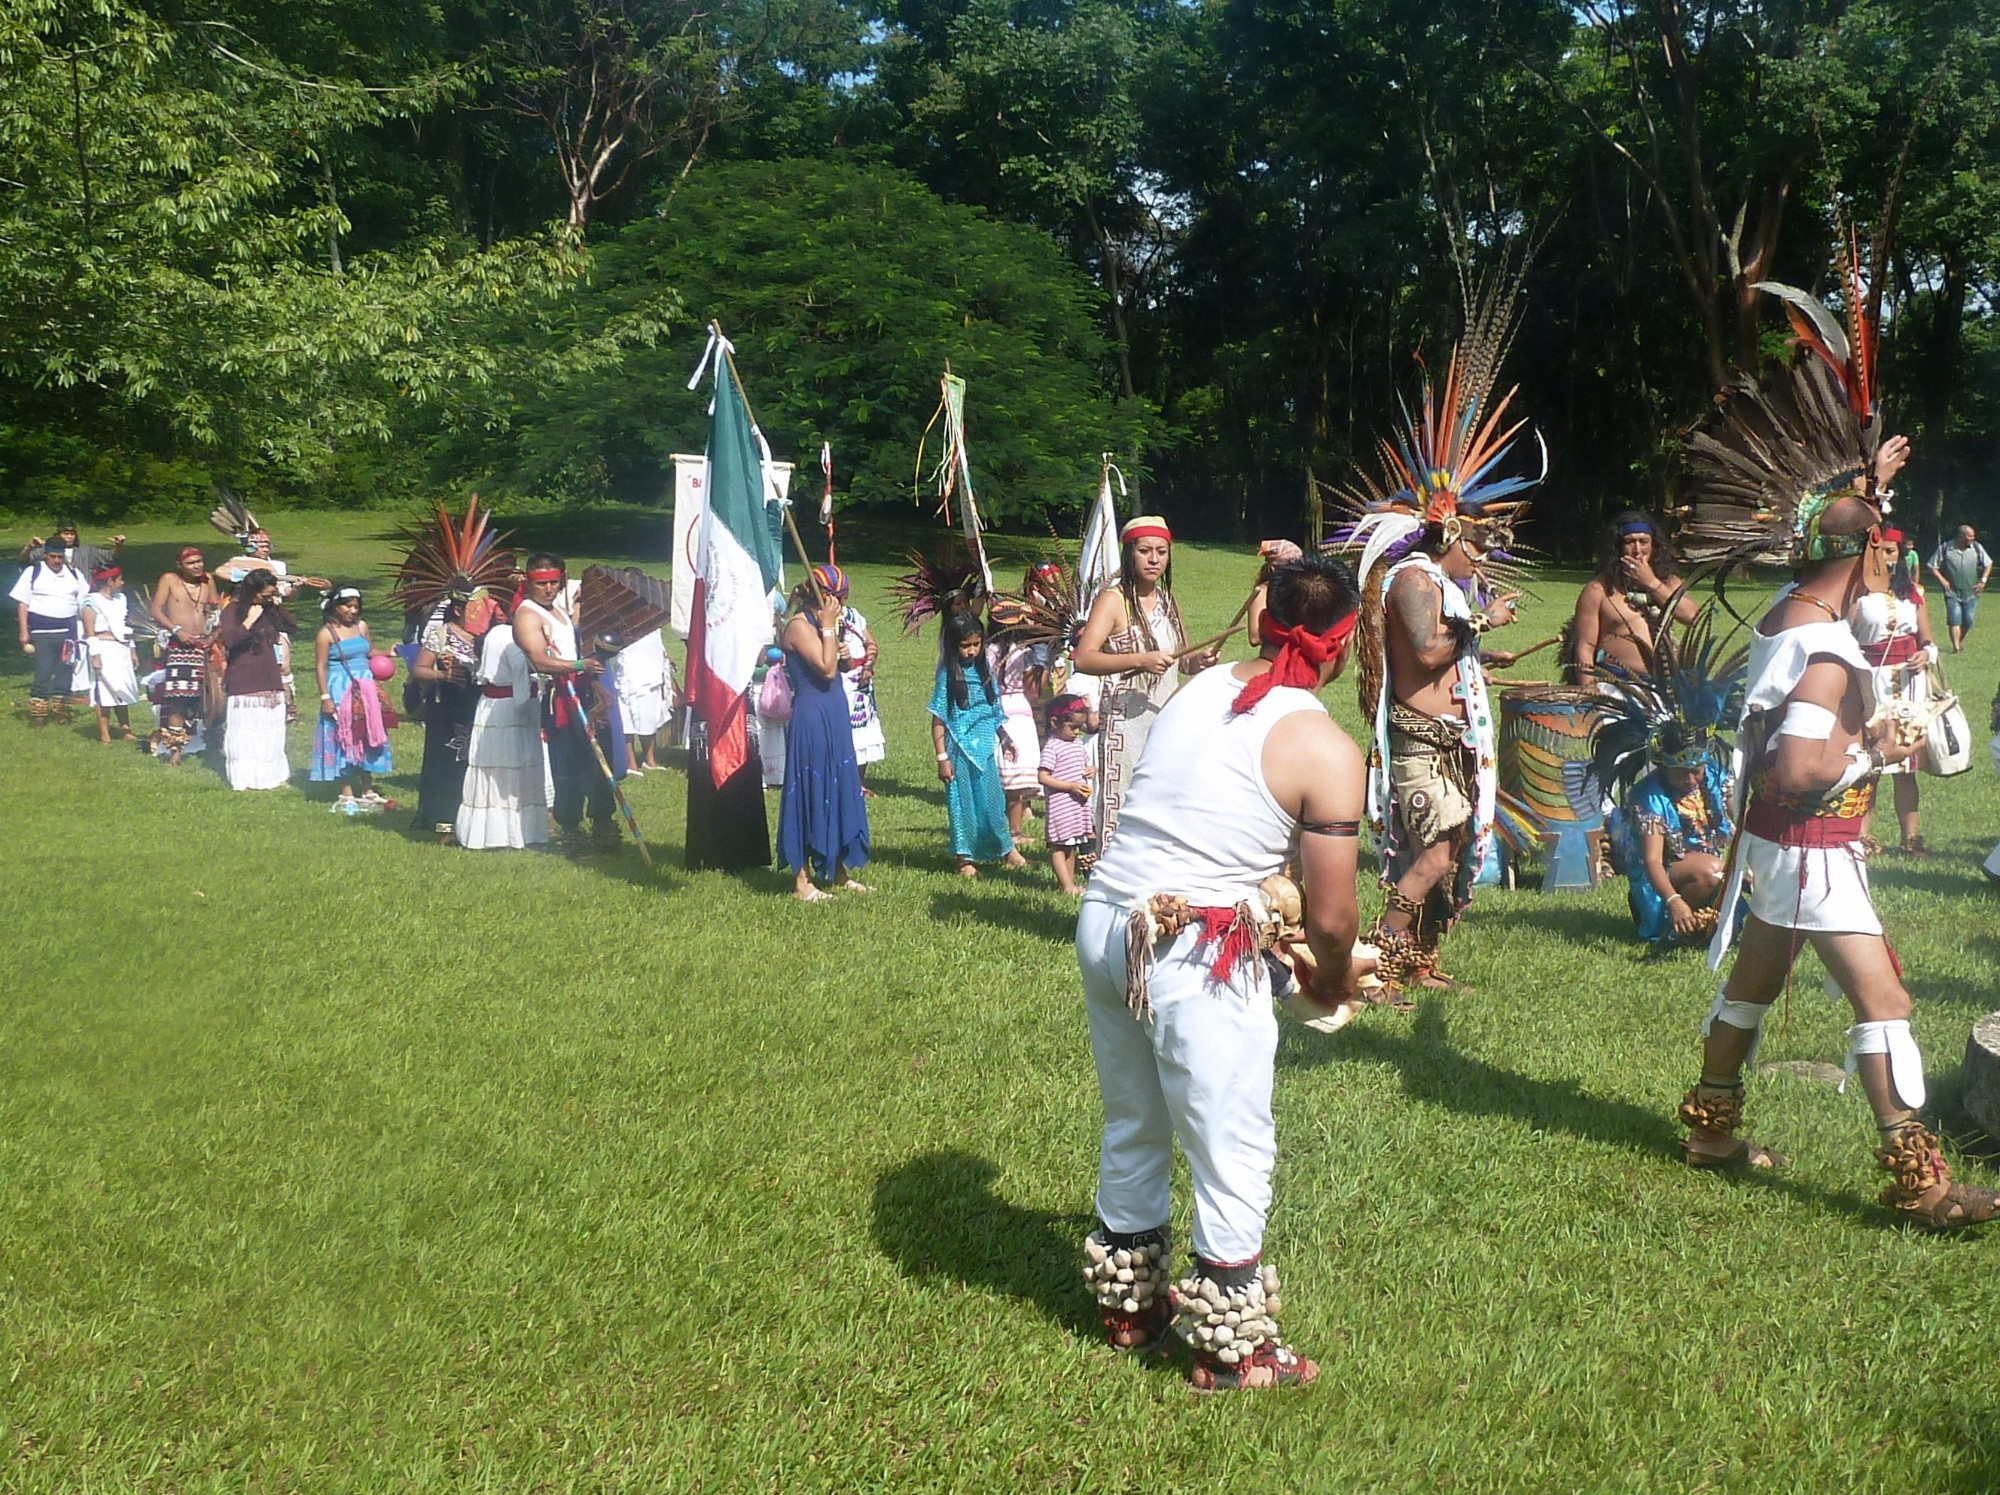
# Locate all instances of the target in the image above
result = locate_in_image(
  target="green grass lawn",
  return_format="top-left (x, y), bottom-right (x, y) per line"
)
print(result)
top-left (4, 511), bottom-right (1999, 1492)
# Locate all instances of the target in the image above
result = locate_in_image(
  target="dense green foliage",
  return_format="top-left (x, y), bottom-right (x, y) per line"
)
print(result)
top-left (6, 0), bottom-right (2000, 550)
top-left (5, 511), bottom-right (2000, 1488)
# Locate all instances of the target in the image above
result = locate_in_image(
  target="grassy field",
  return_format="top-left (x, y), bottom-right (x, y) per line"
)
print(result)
top-left (4, 510), bottom-right (1999, 1492)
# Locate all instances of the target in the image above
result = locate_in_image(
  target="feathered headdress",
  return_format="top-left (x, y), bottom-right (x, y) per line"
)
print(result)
top-left (888, 539), bottom-right (987, 634)
top-left (1331, 267), bottom-right (1547, 589)
top-left (1677, 232), bottom-right (1883, 569)
top-left (987, 555), bottom-right (1086, 651)
top-left (389, 496), bottom-right (515, 617)
top-left (208, 487), bottom-right (260, 550)
top-left (1589, 594), bottom-right (1749, 796)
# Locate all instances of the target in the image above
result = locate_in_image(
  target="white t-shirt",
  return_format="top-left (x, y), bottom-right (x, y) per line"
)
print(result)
top-left (10, 561), bottom-right (88, 625)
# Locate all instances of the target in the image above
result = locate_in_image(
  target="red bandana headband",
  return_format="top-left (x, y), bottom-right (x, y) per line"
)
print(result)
top-left (92, 564), bottom-right (121, 582)
top-left (177, 545), bottom-right (204, 562)
top-left (1122, 524), bottom-right (1171, 545)
top-left (1231, 613), bottom-right (1358, 716)
top-left (526, 567), bottom-right (564, 582)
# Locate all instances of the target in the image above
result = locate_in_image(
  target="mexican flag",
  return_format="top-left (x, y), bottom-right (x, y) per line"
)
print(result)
top-left (686, 333), bottom-right (785, 786)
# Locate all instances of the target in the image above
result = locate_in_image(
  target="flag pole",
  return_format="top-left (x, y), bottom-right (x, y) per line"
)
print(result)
top-left (713, 322), bottom-right (825, 610)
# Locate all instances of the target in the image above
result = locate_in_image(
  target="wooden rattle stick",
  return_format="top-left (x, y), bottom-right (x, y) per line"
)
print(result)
top-left (1174, 619), bottom-right (1247, 661)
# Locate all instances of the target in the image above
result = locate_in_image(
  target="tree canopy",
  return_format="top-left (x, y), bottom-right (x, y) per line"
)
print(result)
top-left (4, 0), bottom-right (1998, 550)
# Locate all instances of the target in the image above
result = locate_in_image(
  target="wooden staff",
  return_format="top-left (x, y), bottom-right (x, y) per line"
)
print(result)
top-left (1485, 634), bottom-right (1562, 668)
top-left (1173, 564), bottom-right (1267, 661)
top-left (559, 672), bottom-right (653, 869)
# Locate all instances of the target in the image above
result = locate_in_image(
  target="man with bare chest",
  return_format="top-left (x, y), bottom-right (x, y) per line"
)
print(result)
top-left (150, 547), bottom-right (219, 761)
top-left (1567, 512), bottom-right (1697, 686)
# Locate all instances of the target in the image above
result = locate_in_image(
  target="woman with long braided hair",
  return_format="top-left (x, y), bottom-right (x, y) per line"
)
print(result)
top-left (1071, 518), bottom-right (1218, 849)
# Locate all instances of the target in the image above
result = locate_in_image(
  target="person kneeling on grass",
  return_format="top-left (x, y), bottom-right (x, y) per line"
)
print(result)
top-left (1038, 693), bottom-right (1096, 895)
top-left (930, 608), bottom-right (1028, 878)
top-left (1076, 551), bottom-right (1375, 1391)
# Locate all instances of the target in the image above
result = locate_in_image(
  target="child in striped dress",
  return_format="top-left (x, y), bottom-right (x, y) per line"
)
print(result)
top-left (1038, 694), bottom-right (1096, 894)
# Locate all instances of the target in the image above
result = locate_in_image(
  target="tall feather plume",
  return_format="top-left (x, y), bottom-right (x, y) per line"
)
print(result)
top-left (389, 496), bottom-right (515, 616)
top-left (208, 486), bottom-right (258, 544)
top-left (988, 548), bottom-right (1086, 651)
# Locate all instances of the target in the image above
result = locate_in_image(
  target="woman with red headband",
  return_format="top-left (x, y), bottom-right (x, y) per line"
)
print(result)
top-left (1849, 526), bottom-right (1937, 855)
top-left (1071, 516), bottom-right (1219, 848)
top-left (80, 563), bottom-right (140, 744)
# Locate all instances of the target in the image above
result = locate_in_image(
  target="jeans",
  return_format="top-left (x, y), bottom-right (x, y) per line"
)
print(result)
top-left (1945, 592), bottom-right (1979, 633)
top-left (547, 715), bottom-right (613, 831)
top-left (28, 630), bottom-right (71, 698)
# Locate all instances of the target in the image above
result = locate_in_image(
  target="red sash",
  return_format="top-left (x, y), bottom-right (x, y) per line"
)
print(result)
top-left (1859, 635), bottom-right (1918, 668)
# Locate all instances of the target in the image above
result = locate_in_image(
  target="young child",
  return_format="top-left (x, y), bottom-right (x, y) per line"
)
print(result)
top-left (1038, 694), bottom-right (1096, 894)
top-left (929, 609), bottom-right (1028, 877)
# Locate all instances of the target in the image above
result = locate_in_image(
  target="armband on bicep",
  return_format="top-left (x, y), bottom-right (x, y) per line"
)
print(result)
top-left (1777, 701), bottom-right (1837, 741)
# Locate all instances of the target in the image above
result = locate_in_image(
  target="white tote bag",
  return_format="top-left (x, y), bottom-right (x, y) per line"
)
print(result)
top-left (1919, 662), bottom-right (1973, 777)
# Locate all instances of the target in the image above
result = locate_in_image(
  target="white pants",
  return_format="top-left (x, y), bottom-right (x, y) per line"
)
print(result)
top-left (1077, 894), bottom-right (1277, 1266)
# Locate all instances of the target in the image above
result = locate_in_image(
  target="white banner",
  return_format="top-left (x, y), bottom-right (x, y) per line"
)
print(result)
top-left (672, 453), bottom-right (794, 639)
top-left (670, 453), bottom-right (706, 639)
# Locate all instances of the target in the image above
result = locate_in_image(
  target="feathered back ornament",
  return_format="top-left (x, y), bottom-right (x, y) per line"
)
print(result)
top-left (987, 556), bottom-right (1086, 650)
top-left (888, 540), bottom-right (987, 634)
top-left (1589, 593), bottom-right (1749, 796)
top-left (1678, 235), bottom-right (1883, 570)
top-left (208, 487), bottom-right (259, 548)
top-left (389, 496), bottom-right (515, 617)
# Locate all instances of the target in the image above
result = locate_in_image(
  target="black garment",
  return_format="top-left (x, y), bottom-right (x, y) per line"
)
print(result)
top-left (685, 716), bottom-right (770, 871)
top-left (547, 713), bottom-right (614, 831)
top-left (27, 630), bottom-right (70, 699)
top-left (416, 676), bottom-right (478, 832)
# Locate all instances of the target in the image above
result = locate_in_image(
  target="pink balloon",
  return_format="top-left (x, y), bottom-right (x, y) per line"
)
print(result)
top-left (368, 652), bottom-right (397, 681)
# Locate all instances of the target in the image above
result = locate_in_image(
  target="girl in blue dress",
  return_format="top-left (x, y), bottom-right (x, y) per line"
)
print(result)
top-left (929, 609), bottom-right (1028, 877)
top-left (312, 586), bottom-right (394, 806)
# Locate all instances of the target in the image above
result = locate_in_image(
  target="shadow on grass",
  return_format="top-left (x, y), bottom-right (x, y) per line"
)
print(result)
top-left (861, 775), bottom-right (946, 808)
top-left (1284, 1000), bottom-right (1884, 1224)
top-left (1870, 859), bottom-right (2000, 900)
top-left (872, 1150), bottom-right (1151, 1360)
top-left (928, 888), bottom-right (1073, 942)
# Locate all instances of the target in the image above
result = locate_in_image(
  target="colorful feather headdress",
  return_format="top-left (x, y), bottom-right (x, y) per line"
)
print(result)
top-left (888, 539), bottom-right (987, 634)
top-left (1589, 594), bottom-right (1749, 796)
top-left (1330, 267), bottom-right (1547, 589)
top-left (1677, 232), bottom-right (1883, 570)
top-left (389, 496), bottom-right (515, 617)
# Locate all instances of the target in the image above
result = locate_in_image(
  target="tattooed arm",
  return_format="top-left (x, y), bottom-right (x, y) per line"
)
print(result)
top-left (1387, 568), bottom-right (1470, 671)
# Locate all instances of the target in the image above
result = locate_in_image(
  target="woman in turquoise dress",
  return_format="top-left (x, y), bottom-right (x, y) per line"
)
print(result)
top-left (311, 586), bottom-right (394, 805)
top-left (929, 609), bottom-right (1028, 877)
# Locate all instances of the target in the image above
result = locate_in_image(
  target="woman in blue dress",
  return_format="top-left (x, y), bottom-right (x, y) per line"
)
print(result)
top-left (930, 608), bottom-right (1029, 878)
top-left (776, 569), bottom-right (872, 901)
top-left (312, 586), bottom-right (395, 807)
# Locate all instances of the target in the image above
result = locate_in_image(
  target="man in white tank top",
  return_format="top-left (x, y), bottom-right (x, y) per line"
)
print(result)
top-left (1077, 553), bottom-right (1375, 1392)
top-left (515, 553), bottom-right (615, 847)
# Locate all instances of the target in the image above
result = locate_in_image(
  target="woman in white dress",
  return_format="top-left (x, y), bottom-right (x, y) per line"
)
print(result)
top-left (216, 570), bottom-right (295, 791)
top-left (80, 564), bottom-right (141, 743)
top-left (455, 606), bottom-right (551, 849)
top-left (825, 568), bottom-right (885, 791)
top-left (1849, 527), bottom-right (1937, 854)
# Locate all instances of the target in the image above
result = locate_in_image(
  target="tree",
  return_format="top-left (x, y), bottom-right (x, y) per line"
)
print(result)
top-left (425, 158), bottom-right (1151, 521)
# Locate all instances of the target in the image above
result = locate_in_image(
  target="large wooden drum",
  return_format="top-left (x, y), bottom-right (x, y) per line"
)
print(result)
top-left (1497, 686), bottom-right (1608, 890)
